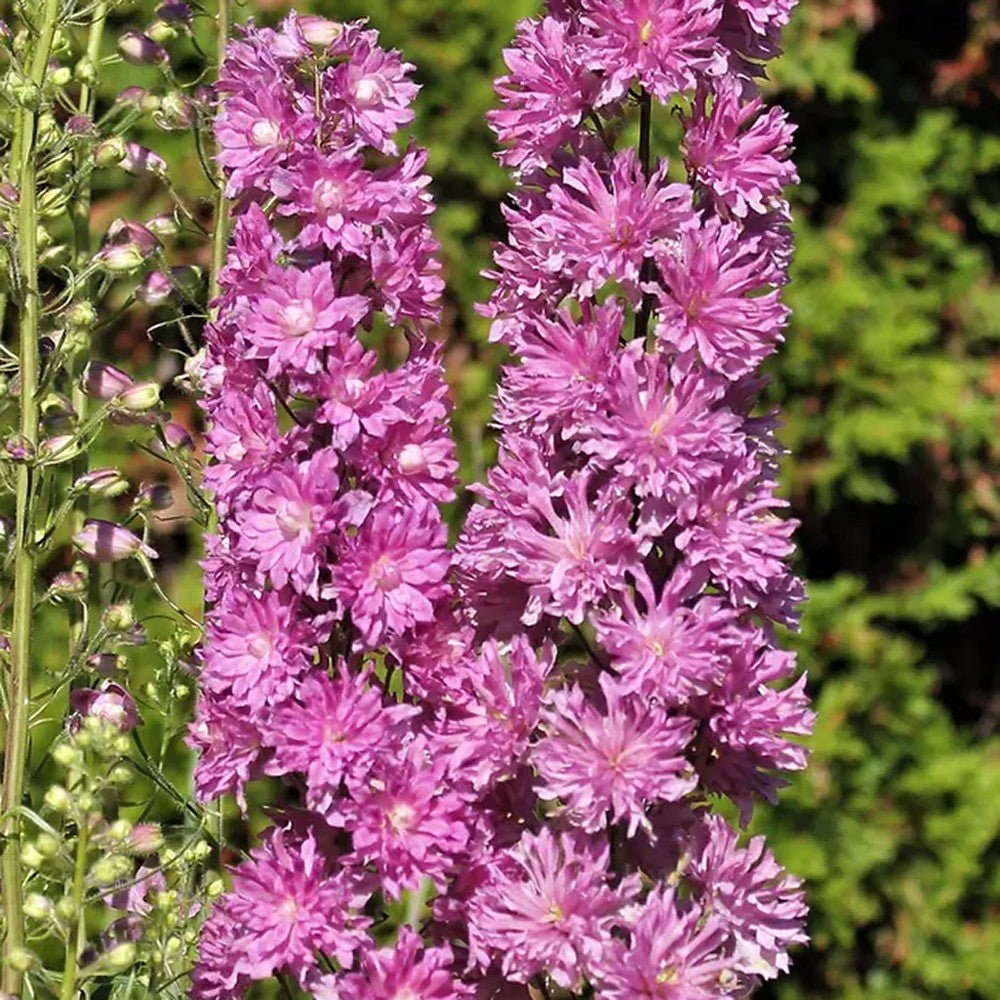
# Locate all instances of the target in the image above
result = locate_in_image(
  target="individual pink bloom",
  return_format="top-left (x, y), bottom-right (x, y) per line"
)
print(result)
top-left (488, 16), bottom-right (601, 174)
top-left (725, 0), bottom-right (797, 37)
top-left (73, 519), bottom-right (157, 563)
top-left (687, 814), bottom-right (808, 978)
top-left (574, 345), bottom-right (743, 509)
top-left (338, 927), bottom-right (474, 999)
top-left (590, 885), bottom-right (729, 999)
top-left (434, 636), bottom-right (553, 789)
top-left (343, 739), bottom-right (472, 897)
top-left (676, 463), bottom-right (804, 626)
top-left (195, 827), bottom-right (370, 990)
top-left (653, 218), bottom-right (789, 379)
top-left (582, 0), bottom-right (727, 104)
top-left (200, 588), bottom-right (315, 712)
top-left (543, 150), bottom-right (695, 299)
top-left (243, 263), bottom-right (370, 378)
top-left (311, 341), bottom-right (394, 448)
top-left (235, 450), bottom-right (344, 597)
top-left (682, 78), bottom-right (798, 219)
top-left (263, 666), bottom-right (420, 814)
top-left (496, 302), bottom-right (623, 434)
top-left (215, 202), bottom-right (285, 303)
top-left (507, 472), bottom-right (644, 626)
top-left (594, 566), bottom-right (726, 704)
top-left (70, 681), bottom-right (139, 732)
top-left (190, 905), bottom-right (252, 1000)
top-left (468, 827), bottom-right (638, 990)
top-left (323, 34), bottom-right (420, 154)
top-left (187, 692), bottom-right (265, 812)
top-left (694, 643), bottom-right (813, 824)
top-left (534, 675), bottom-right (697, 836)
top-left (368, 221), bottom-right (445, 324)
top-left (214, 86), bottom-right (314, 198)
top-left (330, 499), bottom-right (451, 647)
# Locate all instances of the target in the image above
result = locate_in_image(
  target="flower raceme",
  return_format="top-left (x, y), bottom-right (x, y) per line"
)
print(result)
top-left (192, 4), bottom-right (812, 998)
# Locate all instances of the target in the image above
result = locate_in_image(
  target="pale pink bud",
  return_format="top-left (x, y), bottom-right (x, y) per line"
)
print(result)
top-left (299, 16), bottom-right (343, 47)
top-left (118, 31), bottom-right (168, 67)
top-left (121, 143), bottom-right (167, 177)
top-left (71, 681), bottom-right (139, 731)
top-left (73, 519), bottom-right (157, 563)
top-left (84, 361), bottom-right (133, 400)
top-left (74, 467), bottom-right (129, 498)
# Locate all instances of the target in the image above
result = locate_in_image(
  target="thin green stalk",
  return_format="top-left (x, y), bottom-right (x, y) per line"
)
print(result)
top-left (208, 0), bottom-right (231, 310)
top-left (633, 88), bottom-right (655, 343)
top-left (1, 0), bottom-right (65, 994)
top-left (58, 821), bottom-right (89, 1000)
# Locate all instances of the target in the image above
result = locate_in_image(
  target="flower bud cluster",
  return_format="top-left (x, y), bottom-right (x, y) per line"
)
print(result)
top-left (190, 5), bottom-right (811, 1000)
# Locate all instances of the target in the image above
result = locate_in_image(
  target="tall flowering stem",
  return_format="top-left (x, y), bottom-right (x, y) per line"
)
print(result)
top-left (2, 0), bottom-right (64, 990)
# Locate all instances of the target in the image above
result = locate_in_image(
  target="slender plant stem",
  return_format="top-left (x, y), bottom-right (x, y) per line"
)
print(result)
top-left (208, 0), bottom-right (231, 311)
top-left (1, 0), bottom-right (65, 991)
top-left (58, 820), bottom-right (89, 1000)
top-left (633, 88), bottom-right (655, 343)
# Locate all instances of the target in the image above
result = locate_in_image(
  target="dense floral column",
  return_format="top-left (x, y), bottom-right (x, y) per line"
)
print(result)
top-left (453, 0), bottom-right (814, 993)
top-left (192, 3), bottom-right (812, 997)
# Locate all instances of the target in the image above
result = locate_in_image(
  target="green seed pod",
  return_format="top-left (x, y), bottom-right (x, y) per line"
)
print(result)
top-left (104, 602), bottom-right (136, 632)
top-left (66, 301), bottom-right (98, 331)
top-left (21, 843), bottom-right (46, 869)
top-left (38, 187), bottom-right (70, 219)
top-left (94, 135), bottom-right (127, 167)
top-left (39, 244), bottom-right (71, 269)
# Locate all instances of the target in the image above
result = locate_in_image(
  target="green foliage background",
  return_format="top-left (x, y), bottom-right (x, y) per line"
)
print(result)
top-left (63, 0), bottom-right (1000, 996)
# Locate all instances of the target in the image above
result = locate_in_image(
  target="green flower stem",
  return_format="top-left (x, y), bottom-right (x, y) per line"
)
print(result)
top-left (1, 0), bottom-right (66, 994)
top-left (208, 0), bottom-right (231, 311)
top-left (58, 820), bottom-right (89, 1000)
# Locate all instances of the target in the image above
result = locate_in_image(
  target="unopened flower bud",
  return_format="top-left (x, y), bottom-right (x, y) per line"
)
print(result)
top-left (140, 92), bottom-right (162, 115)
top-left (162, 422), bottom-right (193, 450)
top-left (23, 894), bottom-right (53, 920)
top-left (94, 135), bottom-right (126, 167)
top-left (121, 142), bottom-right (166, 177)
top-left (38, 187), bottom-right (69, 218)
top-left (114, 380), bottom-right (161, 413)
top-left (39, 434), bottom-right (80, 464)
top-left (21, 843), bottom-right (46, 869)
top-left (116, 85), bottom-right (147, 108)
top-left (146, 19), bottom-right (176, 44)
top-left (130, 823), bottom-right (163, 854)
top-left (104, 942), bottom-right (136, 971)
top-left (74, 520), bottom-right (157, 563)
top-left (97, 242), bottom-right (145, 274)
top-left (39, 243), bottom-right (70, 269)
top-left (35, 833), bottom-right (61, 858)
top-left (146, 213), bottom-right (179, 238)
top-left (6, 947), bottom-right (37, 972)
top-left (74, 467), bottom-right (129, 498)
top-left (85, 361), bottom-right (133, 400)
top-left (4, 435), bottom-right (35, 462)
top-left (51, 742), bottom-right (81, 768)
top-left (119, 31), bottom-right (168, 67)
top-left (44, 784), bottom-right (70, 812)
top-left (108, 764), bottom-right (133, 786)
top-left (154, 91), bottom-right (193, 130)
top-left (66, 300), bottom-right (97, 331)
top-left (55, 895), bottom-right (77, 922)
top-left (49, 65), bottom-right (71, 87)
top-left (299, 16), bottom-right (343, 47)
top-left (157, 0), bottom-right (192, 25)
top-left (74, 54), bottom-right (98, 87)
top-left (108, 818), bottom-right (133, 841)
top-left (103, 602), bottom-right (135, 632)
top-left (49, 570), bottom-right (88, 600)
top-left (89, 856), bottom-right (127, 886)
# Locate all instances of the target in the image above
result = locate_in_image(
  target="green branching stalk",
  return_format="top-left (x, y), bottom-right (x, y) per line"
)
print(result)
top-left (58, 820), bottom-right (89, 1000)
top-left (1, 0), bottom-right (66, 991)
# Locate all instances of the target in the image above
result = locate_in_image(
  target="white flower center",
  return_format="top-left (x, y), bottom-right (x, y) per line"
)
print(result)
top-left (277, 500), bottom-right (314, 540)
top-left (247, 633), bottom-right (275, 659)
top-left (370, 553), bottom-right (402, 591)
top-left (387, 801), bottom-right (415, 833)
top-left (354, 75), bottom-right (385, 107)
top-left (250, 119), bottom-right (282, 147)
top-left (280, 300), bottom-right (316, 338)
top-left (312, 178), bottom-right (345, 212)
top-left (398, 443), bottom-right (426, 475)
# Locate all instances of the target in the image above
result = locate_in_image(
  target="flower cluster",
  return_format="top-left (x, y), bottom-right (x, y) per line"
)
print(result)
top-left (192, 4), bottom-right (812, 997)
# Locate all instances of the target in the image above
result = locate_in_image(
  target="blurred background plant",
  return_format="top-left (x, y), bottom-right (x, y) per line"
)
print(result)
top-left (5, 0), bottom-right (999, 997)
